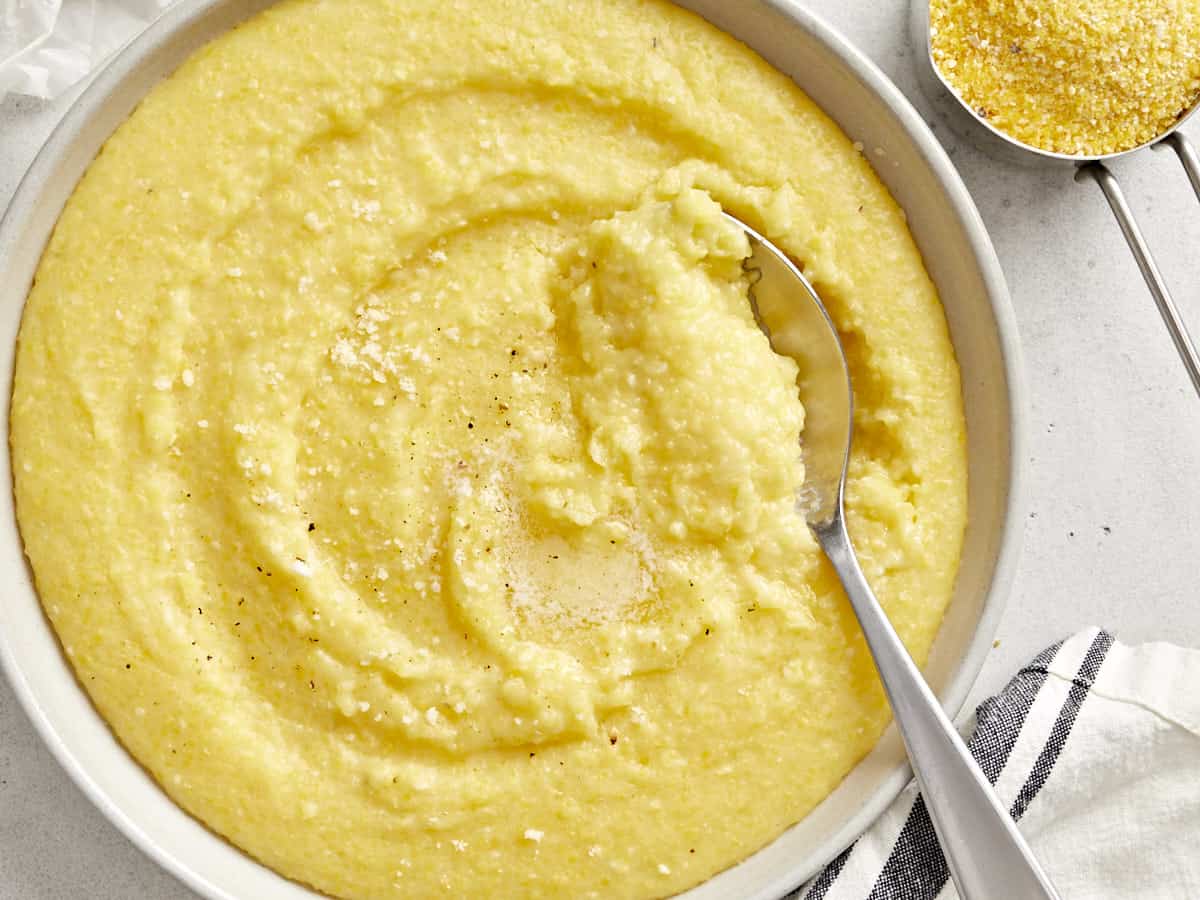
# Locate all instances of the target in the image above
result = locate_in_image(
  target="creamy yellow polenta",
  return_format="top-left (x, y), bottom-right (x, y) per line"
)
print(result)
top-left (11, 0), bottom-right (967, 897)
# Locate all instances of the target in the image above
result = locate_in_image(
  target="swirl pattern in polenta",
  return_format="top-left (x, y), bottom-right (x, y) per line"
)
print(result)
top-left (12, 0), bottom-right (966, 897)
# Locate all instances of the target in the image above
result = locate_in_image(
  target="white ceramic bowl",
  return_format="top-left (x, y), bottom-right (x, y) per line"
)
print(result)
top-left (0, 1), bottom-right (1024, 897)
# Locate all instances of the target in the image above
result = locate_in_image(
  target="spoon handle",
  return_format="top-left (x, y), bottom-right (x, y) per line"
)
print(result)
top-left (816, 516), bottom-right (1060, 900)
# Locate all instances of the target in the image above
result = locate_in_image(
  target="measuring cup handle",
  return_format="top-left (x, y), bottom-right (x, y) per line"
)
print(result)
top-left (1076, 162), bottom-right (1200, 397)
top-left (1163, 132), bottom-right (1200, 202)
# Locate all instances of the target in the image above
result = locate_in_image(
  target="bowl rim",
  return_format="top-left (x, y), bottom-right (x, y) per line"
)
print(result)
top-left (0, 1), bottom-right (1026, 898)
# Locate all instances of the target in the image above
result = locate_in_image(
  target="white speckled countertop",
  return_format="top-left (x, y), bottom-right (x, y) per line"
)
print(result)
top-left (2, 1), bottom-right (1198, 896)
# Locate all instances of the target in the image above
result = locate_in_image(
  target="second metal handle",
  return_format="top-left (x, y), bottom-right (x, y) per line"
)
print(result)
top-left (1077, 142), bottom-right (1200, 397)
top-left (1164, 132), bottom-right (1200, 202)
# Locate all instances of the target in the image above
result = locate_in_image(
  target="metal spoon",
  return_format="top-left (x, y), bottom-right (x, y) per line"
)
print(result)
top-left (730, 213), bottom-right (1060, 900)
top-left (910, 0), bottom-right (1200, 397)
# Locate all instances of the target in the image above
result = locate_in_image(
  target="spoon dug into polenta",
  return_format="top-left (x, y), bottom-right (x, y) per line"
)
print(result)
top-left (729, 213), bottom-right (1059, 900)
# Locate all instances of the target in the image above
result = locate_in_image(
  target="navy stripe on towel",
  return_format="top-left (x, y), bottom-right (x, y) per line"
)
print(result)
top-left (1009, 630), bottom-right (1114, 820)
top-left (802, 843), bottom-right (856, 900)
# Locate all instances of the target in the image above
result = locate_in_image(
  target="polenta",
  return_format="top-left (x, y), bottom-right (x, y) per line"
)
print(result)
top-left (11, 0), bottom-right (967, 897)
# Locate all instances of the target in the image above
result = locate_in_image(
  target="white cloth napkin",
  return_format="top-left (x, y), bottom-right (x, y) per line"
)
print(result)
top-left (791, 628), bottom-right (1200, 899)
top-left (0, 0), bottom-right (171, 101)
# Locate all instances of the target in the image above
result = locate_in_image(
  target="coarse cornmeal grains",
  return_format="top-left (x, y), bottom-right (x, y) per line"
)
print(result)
top-left (12, 0), bottom-right (967, 897)
top-left (930, 0), bottom-right (1200, 156)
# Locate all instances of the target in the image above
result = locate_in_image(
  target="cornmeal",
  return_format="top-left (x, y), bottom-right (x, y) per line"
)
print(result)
top-left (931, 0), bottom-right (1200, 156)
top-left (12, 1), bottom-right (967, 897)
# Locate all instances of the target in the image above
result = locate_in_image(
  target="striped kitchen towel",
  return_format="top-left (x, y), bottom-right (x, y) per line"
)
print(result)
top-left (792, 628), bottom-right (1200, 900)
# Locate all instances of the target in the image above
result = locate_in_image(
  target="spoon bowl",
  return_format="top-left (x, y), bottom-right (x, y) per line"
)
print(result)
top-left (731, 213), bottom-right (1061, 900)
top-left (731, 214), bottom-right (849, 528)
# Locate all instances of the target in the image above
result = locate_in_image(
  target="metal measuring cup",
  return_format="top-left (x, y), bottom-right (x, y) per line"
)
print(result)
top-left (910, 0), bottom-right (1200, 396)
